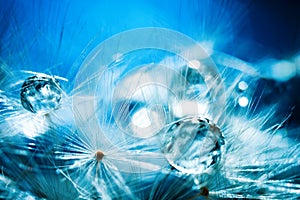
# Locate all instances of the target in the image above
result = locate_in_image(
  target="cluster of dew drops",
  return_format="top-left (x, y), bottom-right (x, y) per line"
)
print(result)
top-left (14, 70), bottom-right (224, 199)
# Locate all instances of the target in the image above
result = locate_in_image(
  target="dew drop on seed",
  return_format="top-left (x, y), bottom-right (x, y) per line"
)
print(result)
top-left (162, 116), bottom-right (224, 174)
top-left (20, 75), bottom-right (62, 114)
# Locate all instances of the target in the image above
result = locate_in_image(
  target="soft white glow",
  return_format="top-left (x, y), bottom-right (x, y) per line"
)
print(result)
top-left (131, 85), bottom-right (169, 104)
top-left (40, 84), bottom-right (50, 96)
top-left (25, 196), bottom-right (36, 200)
top-left (21, 115), bottom-right (48, 137)
top-left (113, 53), bottom-right (123, 62)
top-left (172, 100), bottom-right (208, 117)
top-left (132, 108), bottom-right (151, 128)
top-left (188, 59), bottom-right (201, 69)
top-left (131, 106), bottom-right (166, 138)
top-left (238, 96), bottom-right (249, 107)
top-left (199, 40), bottom-right (214, 56)
top-left (272, 60), bottom-right (296, 82)
top-left (238, 81), bottom-right (248, 91)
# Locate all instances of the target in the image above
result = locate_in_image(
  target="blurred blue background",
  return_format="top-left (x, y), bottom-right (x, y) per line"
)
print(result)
top-left (0, 1), bottom-right (300, 199)
top-left (0, 0), bottom-right (299, 128)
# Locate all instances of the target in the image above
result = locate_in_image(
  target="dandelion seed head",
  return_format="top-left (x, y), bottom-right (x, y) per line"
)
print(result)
top-left (95, 150), bottom-right (104, 162)
top-left (200, 186), bottom-right (209, 196)
top-left (1, 2), bottom-right (299, 198)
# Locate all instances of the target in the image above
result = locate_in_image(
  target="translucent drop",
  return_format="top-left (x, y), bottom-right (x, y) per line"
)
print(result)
top-left (20, 75), bottom-right (62, 114)
top-left (162, 116), bottom-right (224, 174)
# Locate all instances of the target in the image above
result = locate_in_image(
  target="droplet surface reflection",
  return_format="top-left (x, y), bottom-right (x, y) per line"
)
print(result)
top-left (162, 116), bottom-right (224, 174)
top-left (20, 76), bottom-right (62, 114)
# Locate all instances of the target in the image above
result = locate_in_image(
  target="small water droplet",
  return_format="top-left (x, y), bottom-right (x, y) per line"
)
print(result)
top-left (20, 75), bottom-right (62, 114)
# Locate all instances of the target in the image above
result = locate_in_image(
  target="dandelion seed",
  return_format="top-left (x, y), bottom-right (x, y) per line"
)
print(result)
top-left (200, 187), bottom-right (209, 196)
top-left (1, 1), bottom-right (300, 199)
top-left (95, 151), bottom-right (104, 162)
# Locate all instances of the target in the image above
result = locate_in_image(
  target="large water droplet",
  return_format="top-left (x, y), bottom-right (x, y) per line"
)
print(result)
top-left (20, 75), bottom-right (62, 114)
top-left (162, 116), bottom-right (224, 174)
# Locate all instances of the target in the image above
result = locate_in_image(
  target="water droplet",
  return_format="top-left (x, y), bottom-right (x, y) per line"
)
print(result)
top-left (20, 75), bottom-right (62, 114)
top-left (162, 116), bottom-right (224, 174)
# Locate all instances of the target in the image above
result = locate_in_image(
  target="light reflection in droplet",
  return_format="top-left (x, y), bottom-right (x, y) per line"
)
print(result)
top-left (238, 81), bottom-right (248, 91)
top-left (238, 96), bottom-right (249, 107)
top-left (20, 75), bottom-right (62, 114)
top-left (132, 108), bottom-right (152, 128)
